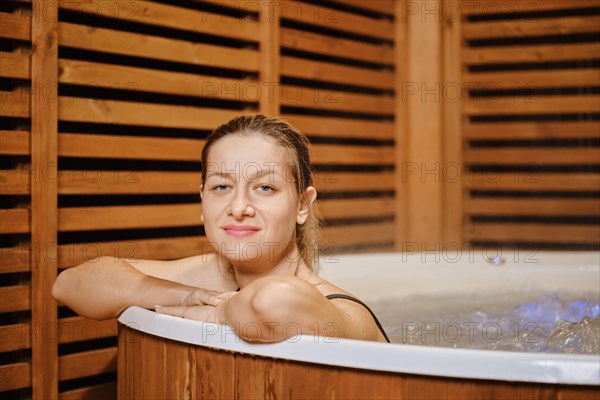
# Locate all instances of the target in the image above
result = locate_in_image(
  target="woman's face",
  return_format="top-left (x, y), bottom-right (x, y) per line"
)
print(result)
top-left (201, 134), bottom-right (314, 272)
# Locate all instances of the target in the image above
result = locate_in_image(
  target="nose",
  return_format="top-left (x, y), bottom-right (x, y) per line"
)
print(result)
top-left (228, 192), bottom-right (255, 219)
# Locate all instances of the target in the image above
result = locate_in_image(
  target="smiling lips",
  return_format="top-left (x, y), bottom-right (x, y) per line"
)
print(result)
top-left (223, 225), bottom-right (261, 237)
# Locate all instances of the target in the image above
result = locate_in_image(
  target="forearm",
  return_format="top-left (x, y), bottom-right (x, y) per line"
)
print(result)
top-left (52, 256), bottom-right (197, 320)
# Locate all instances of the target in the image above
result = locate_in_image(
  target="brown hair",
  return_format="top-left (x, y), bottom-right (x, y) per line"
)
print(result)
top-left (201, 114), bottom-right (320, 271)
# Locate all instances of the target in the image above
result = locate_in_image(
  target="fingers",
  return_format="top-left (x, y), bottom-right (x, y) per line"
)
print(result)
top-left (155, 305), bottom-right (186, 318)
top-left (155, 305), bottom-right (216, 322)
top-left (184, 289), bottom-right (238, 307)
top-left (216, 291), bottom-right (238, 302)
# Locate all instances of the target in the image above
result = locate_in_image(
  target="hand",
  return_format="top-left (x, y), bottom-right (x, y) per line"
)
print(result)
top-left (155, 290), bottom-right (238, 323)
top-left (180, 288), bottom-right (236, 307)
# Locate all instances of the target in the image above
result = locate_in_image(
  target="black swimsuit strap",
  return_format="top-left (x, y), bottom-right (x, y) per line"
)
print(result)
top-left (326, 294), bottom-right (391, 343)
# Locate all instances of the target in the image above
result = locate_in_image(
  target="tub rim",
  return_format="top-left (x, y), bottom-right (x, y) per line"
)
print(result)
top-left (118, 306), bottom-right (600, 386)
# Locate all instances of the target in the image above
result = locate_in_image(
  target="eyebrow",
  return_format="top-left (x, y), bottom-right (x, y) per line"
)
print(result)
top-left (205, 169), bottom-right (284, 181)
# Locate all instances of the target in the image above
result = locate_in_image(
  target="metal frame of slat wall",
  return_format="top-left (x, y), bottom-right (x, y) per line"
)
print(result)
top-left (462, 0), bottom-right (600, 250)
top-left (0, 0), bottom-right (397, 398)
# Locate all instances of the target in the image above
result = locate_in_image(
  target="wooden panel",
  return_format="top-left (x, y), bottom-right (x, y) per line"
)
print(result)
top-left (259, 0), bottom-right (279, 115)
top-left (58, 317), bottom-right (117, 344)
top-left (0, 247), bottom-right (30, 273)
top-left (463, 1), bottom-right (599, 15)
top-left (60, 0), bottom-right (259, 41)
top-left (280, 28), bottom-right (393, 65)
top-left (320, 222), bottom-right (395, 247)
top-left (463, 16), bottom-right (600, 40)
top-left (281, 56), bottom-right (394, 90)
top-left (330, 0), bottom-right (395, 15)
top-left (465, 172), bottom-right (600, 191)
top-left (58, 59), bottom-right (257, 101)
top-left (464, 95), bottom-right (599, 115)
top-left (280, 1), bottom-right (394, 41)
top-left (0, 362), bottom-right (31, 391)
top-left (0, 323), bottom-right (31, 352)
top-left (0, 208), bottom-right (29, 233)
top-left (282, 114), bottom-right (393, 140)
top-left (0, 90), bottom-right (31, 118)
top-left (57, 236), bottom-right (212, 269)
top-left (58, 22), bottom-right (259, 72)
top-left (314, 171), bottom-right (394, 192)
top-left (313, 144), bottom-right (394, 165)
top-left (464, 69), bottom-right (600, 88)
top-left (58, 98), bottom-right (241, 129)
top-left (0, 285), bottom-right (30, 313)
top-left (59, 133), bottom-right (205, 161)
top-left (191, 345), bottom-right (235, 399)
top-left (466, 198), bottom-right (600, 216)
top-left (463, 121), bottom-right (600, 140)
top-left (464, 147), bottom-right (600, 164)
top-left (0, 51), bottom-right (30, 79)
top-left (58, 204), bottom-right (202, 231)
top-left (467, 223), bottom-right (600, 244)
top-left (59, 347), bottom-right (117, 381)
top-left (318, 197), bottom-right (394, 220)
top-left (280, 86), bottom-right (394, 114)
top-left (59, 382), bottom-right (117, 400)
top-left (0, 169), bottom-right (30, 195)
top-left (0, 130), bottom-right (29, 155)
top-left (57, 171), bottom-right (200, 194)
top-left (462, 43), bottom-right (600, 64)
top-left (0, 11), bottom-right (31, 40)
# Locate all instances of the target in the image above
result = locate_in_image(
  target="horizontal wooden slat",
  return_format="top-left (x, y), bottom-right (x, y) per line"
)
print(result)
top-left (58, 317), bottom-right (117, 344)
top-left (466, 198), bottom-right (600, 216)
top-left (464, 69), bottom-right (600, 88)
top-left (464, 95), bottom-right (600, 115)
top-left (0, 11), bottom-right (31, 40)
top-left (466, 172), bottom-right (600, 191)
top-left (0, 130), bottom-right (29, 155)
top-left (320, 222), bottom-right (395, 247)
top-left (280, 1), bottom-right (394, 41)
top-left (0, 169), bottom-right (30, 194)
top-left (57, 171), bottom-right (200, 194)
top-left (282, 114), bottom-right (393, 140)
top-left (58, 236), bottom-right (212, 269)
top-left (280, 86), bottom-right (394, 114)
top-left (0, 90), bottom-right (30, 118)
top-left (463, 16), bottom-right (600, 40)
top-left (463, 121), bottom-right (600, 140)
top-left (281, 56), bottom-right (394, 90)
top-left (313, 144), bottom-right (393, 165)
top-left (0, 323), bottom-right (30, 352)
top-left (59, 0), bottom-right (259, 41)
top-left (0, 51), bottom-right (30, 79)
top-left (314, 171), bottom-right (394, 192)
top-left (0, 362), bottom-right (31, 391)
top-left (463, 1), bottom-right (599, 15)
top-left (59, 382), bottom-right (117, 400)
top-left (280, 28), bottom-right (393, 65)
top-left (59, 347), bottom-right (117, 381)
top-left (330, 0), bottom-right (394, 15)
top-left (464, 147), bottom-right (600, 164)
top-left (467, 222), bottom-right (600, 244)
top-left (0, 285), bottom-right (30, 313)
top-left (59, 133), bottom-right (205, 161)
top-left (59, 22), bottom-right (258, 72)
top-left (59, 98), bottom-right (240, 129)
top-left (462, 43), bottom-right (600, 64)
top-left (0, 246), bottom-right (30, 273)
top-left (58, 59), bottom-right (257, 102)
top-left (58, 204), bottom-right (202, 231)
top-left (318, 197), bottom-right (394, 220)
top-left (0, 208), bottom-right (29, 233)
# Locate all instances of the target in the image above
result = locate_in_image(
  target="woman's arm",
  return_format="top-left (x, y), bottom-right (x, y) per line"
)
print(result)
top-left (51, 256), bottom-right (224, 321)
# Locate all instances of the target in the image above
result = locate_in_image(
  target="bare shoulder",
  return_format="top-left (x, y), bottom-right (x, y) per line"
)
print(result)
top-left (124, 253), bottom-right (237, 291)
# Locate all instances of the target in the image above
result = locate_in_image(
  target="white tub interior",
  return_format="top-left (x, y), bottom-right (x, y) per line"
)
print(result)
top-left (118, 251), bottom-right (600, 385)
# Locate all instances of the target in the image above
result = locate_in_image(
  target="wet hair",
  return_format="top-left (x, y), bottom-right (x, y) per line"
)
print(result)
top-left (201, 114), bottom-right (321, 271)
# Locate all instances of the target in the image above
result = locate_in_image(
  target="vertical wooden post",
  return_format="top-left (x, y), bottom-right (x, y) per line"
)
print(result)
top-left (30, 0), bottom-right (58, 398)
top-left (394, 0), bottom-right (444, 249)
top-left (258, 0), bottom-right (280, 116)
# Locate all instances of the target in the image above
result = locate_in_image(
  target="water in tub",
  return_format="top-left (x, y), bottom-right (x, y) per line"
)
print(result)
top-left (372, 293), bottom-right (600, 354)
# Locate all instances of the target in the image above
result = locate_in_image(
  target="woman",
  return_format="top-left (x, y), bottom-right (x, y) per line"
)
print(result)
top-left (52, 115), bottom-right (390, 343)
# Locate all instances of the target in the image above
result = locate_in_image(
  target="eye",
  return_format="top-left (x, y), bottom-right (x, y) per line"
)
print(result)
top-left (211, 184), bottom-right (230, 192)
top-left (257, 185), bottom-right (274, 192)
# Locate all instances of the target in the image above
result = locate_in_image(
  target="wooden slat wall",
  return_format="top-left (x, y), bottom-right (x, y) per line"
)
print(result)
top-left (461, 0), bottom-right (600, 249)
top-left (279, 0), bottom-right (395, 252)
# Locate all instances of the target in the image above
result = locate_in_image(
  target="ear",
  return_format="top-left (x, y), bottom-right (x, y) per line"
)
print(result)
top-left (297, 186), bottom-right (317, 225)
